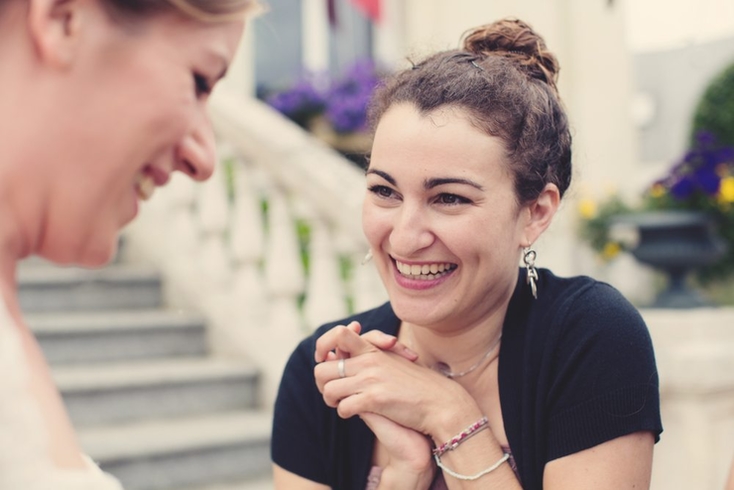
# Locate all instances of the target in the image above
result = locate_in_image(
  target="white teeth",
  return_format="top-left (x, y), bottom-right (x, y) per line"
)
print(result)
top-left (135, 173), bottom-right (155, 201)
top-left (395, 260), bottom-right (456, 280)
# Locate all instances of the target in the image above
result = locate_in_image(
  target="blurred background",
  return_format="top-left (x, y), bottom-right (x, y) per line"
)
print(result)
top-left (19, 0), bottom-right (734, 489)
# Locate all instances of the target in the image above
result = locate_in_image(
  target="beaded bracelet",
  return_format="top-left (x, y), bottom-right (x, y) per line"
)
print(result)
top-left (434, 452), bottom-right (510, 481)
top-left (432, 416), bottom-right (489, 457)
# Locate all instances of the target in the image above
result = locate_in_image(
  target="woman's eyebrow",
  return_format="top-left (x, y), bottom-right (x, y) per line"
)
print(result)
top-left (425, 177), bottom-right (484, 191)
top-left (366, 169), bottom-right (397, 186)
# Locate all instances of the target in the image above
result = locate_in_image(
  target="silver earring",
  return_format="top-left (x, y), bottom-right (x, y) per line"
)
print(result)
top-left (523, 247), bottom-right (538, 299)
top-left (361, 249), bottom-right (373, 265)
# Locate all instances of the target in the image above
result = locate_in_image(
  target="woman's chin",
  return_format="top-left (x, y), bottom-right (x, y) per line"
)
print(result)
top-left (39, 234), bottom-right (119, 268)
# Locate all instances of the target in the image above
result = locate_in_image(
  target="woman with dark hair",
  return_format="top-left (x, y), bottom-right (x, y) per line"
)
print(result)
top-left (0, 0), bottom-right (256, 487)
top-left (272, 18), bottom-right (662, 490)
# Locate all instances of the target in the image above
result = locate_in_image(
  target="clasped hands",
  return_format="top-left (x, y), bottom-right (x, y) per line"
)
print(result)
top-left (313, 321), bottom-right (476, 486)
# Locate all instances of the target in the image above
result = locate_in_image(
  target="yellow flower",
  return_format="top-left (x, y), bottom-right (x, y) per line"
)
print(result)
top-left (602, 242), bottom-right (622, 260)
top-left (649, 183), bottom-right (666, 198)
top-left (718, 176), bottom-right (734, 204)
top-left (578, 199), bottom-right (597, 219)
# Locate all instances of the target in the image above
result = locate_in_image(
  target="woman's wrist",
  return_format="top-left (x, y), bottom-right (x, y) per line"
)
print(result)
top-left (426, 388), bottom-right (484, 446)
top-left (378, 462), bottom-right (435, 490)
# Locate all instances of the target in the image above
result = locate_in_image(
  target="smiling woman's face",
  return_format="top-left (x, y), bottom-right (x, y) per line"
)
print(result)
top-left (362, 103), bottom-right (534, 331)
top-left (34, 4), bottom-right (244, 265)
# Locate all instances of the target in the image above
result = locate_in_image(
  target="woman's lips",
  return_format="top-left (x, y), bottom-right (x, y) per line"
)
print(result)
top-left (391, 258), bottom-right (457, 290)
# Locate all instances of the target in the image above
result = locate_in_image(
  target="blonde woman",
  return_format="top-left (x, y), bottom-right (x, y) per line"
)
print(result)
top-left (0, 0), bottom-right (256, 487)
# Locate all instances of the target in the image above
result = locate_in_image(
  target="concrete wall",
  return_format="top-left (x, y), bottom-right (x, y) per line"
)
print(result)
top-left (633, 37), bottom-right (734, 165)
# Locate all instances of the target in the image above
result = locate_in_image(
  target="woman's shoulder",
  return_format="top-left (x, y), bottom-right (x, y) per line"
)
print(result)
top-left (536, 268), bottom-right (643, 322)
top-left (524, 268), bottom-right (650, 347)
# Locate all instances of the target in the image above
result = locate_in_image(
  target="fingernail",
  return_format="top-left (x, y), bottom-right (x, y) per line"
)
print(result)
top-left (404, 346), bottom-right (419, 359)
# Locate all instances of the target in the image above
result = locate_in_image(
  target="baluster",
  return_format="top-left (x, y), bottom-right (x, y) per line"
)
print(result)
top-left (162, 173), bottom-right (202, 310)
top-left (351, 249), bottom-right (388, 313)
top-left (302, 218), bottom-right (348, 331)
top-left (227, 159), bottom-right (269, 355)
top-left (197, 164), bottom-right (232, 291)
top-left (261, 187), bottom-right (306, 405)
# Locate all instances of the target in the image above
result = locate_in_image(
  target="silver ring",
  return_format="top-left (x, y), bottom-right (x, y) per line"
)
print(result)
top-left (337, 358), bottom-right (346, 378)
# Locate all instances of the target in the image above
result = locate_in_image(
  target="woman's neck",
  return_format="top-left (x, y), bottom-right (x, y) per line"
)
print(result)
top-left (400, 300), bottom-right (509, 381)
top-left (0, 183), bottom-right (27, 318)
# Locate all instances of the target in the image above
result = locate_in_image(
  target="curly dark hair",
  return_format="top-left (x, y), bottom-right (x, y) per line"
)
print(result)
top-left (369, 18), bottom-right (572, 205)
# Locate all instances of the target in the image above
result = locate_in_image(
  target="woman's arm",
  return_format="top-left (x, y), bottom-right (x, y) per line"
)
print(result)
top-left (543, 431), bottom-right (654, 490)
top-left (273, 464), bottom-right (330, 490)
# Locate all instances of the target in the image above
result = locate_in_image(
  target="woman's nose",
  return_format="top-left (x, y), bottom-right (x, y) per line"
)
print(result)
top-left (175, 115), bottom-right (216, 182)
top-left (389, 205), bottom-right (435, 255)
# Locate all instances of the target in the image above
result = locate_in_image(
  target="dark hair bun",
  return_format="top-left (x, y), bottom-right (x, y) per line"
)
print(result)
top-left (462, 18), bottom-right (560, 92)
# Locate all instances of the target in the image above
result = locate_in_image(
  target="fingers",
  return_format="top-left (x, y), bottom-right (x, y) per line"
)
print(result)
top-left (336, 321), bottom-right (361, 360)
top-left (361, 330), bottom-right (419, 362)
top-left (314, 356), bottom-right (356, 394)
top-left (314, 322), bottom-right (373, 363)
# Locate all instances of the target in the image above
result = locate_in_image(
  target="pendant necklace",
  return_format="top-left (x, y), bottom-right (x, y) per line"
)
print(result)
top-left (434, 334), bottom-right (502, 378)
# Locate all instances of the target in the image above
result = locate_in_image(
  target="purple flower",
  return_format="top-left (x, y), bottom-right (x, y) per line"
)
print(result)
top-left (693, 167), bottom-right (721, 195)
top-left (670, 176), bottom-right (695, 199)
top-left (266, 78), bottom-right (326, 127)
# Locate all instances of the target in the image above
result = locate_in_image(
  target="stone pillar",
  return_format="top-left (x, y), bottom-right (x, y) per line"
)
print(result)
top-left (644, 308), bottom-right (734, 490)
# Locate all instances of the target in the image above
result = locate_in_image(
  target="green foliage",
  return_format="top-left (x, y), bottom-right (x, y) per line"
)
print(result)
top-left (577, 195), bottom-right (633, 261)
top-left (691, 60), bottom-right (734, 148)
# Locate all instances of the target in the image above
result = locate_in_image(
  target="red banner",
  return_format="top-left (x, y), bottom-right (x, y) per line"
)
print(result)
top-left (348, 0), bottom-right (381, 23)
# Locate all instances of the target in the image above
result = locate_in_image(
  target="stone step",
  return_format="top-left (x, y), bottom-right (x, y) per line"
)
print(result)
top-left (182, 477), bottom-right (273, 490)
top-left (55, 358), bottom-right (259, 427)
top-left (18, 264), bottom-right (162, 312)
top-left (30, 309), bottom-right (207, 365)
top-left (80, 411), bottom-right (272, 490)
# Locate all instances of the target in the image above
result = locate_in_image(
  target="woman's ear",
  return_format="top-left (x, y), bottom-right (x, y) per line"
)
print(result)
top-left (521, 183), bottom-right (561, 247)
top-left (28, 0), bottom-right (85, 68)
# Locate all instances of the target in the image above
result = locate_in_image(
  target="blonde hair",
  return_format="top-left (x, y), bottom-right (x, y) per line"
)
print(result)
top-left (164, 0), bottom-right (263, 22)
top-left (103, 0), bottom-right (262, 23)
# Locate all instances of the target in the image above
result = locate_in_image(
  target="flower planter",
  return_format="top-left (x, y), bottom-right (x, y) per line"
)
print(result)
top-left (612, 211), bottom-right (728, 308)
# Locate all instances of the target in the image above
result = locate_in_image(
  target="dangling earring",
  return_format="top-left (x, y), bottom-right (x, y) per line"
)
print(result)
top-left (361, 249), bottom-right (373, 265)
top-left (523, 247), bottom-right (538, 299)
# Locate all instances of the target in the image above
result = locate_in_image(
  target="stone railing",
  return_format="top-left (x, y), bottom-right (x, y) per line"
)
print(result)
top-left (644, 307), bottom-right (734, 490)
top-left (124, 87), bottom-right (387, 405)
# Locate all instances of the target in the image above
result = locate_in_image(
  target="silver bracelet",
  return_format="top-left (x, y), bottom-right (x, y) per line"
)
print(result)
top-left (434, 452), bottom-right (510, 481)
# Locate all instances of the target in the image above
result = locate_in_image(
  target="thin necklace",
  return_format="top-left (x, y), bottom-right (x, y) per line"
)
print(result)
top-left (433, 334), bottom-right (502, 379)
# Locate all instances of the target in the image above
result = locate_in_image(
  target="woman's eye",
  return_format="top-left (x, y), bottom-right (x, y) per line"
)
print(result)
top-left (436, 193), bottom-right (471, 205)
top-left (368, 185), bottom-right (396, 199)
top-left (194, 73), bottom-right (212, 97)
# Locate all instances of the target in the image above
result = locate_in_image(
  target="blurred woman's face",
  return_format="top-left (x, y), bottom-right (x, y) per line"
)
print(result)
top-left (36, 5), bottom-right (244, 265)
top-left (362, 104), bottom-right (532, 332)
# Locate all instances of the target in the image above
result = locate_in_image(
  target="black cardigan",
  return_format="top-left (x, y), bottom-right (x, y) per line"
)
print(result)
top-left (272, 268), bottom-right (662, 489)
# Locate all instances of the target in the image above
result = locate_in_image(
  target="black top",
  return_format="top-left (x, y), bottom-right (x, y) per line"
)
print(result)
top-left (272, 268), bottom-right (663, 489)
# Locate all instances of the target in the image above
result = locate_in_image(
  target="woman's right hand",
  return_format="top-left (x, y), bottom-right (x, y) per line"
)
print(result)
top-left (360, 412), bottom-right (435, 490)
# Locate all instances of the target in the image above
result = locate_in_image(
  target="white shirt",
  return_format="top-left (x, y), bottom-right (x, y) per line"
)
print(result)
top-left (0, 299), bottom-right (123, 490)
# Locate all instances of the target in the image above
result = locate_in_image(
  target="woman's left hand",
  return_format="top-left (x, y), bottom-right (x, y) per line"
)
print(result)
top-left (359, 412), bottom-right (435, 489)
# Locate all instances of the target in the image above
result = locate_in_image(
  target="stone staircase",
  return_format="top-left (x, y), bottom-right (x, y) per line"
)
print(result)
top-left (20, 258), bottom-right (273, 490)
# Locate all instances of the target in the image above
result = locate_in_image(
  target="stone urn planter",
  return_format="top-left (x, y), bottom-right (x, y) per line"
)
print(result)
top-left (612, 211), bottom-right (728, 308)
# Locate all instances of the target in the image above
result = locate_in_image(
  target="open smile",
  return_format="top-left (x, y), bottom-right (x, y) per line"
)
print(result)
top-left (393, 258), bottom-right (458, 281)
